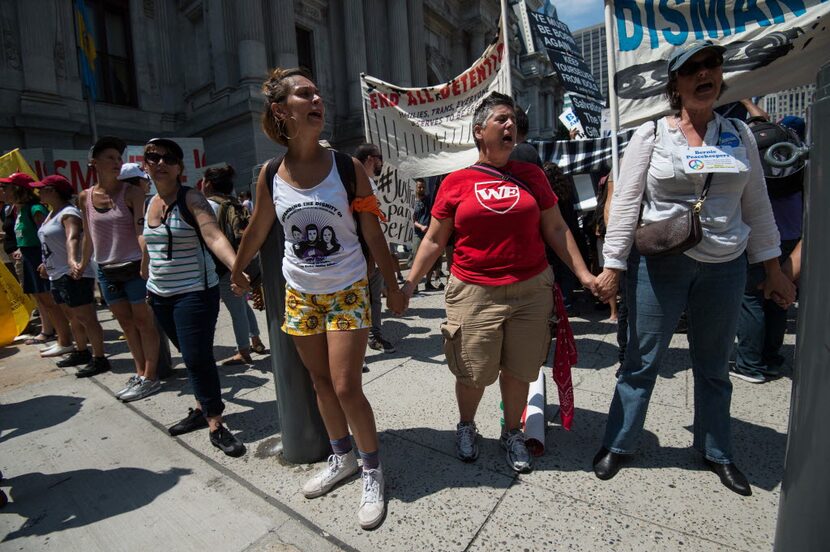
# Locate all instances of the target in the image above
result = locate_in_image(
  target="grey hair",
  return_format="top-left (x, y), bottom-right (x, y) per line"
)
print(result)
top-left (472, 92), bottom-right (515, 150)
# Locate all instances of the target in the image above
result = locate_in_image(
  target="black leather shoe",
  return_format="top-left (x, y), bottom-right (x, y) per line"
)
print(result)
top-left (705, 459), bottom-right (752, 496)
top-left (593, 447), bottom-right (626, 480)
top-left (168, 408), bottom-right (209, 436)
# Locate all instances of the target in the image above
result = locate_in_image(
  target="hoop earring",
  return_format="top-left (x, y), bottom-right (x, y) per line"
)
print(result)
top-left (278, 115), bottom-right (300, 141)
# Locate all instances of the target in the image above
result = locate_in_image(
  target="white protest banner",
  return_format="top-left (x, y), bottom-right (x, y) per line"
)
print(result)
top-left (374, 165), bottom-right (415, 246)
top-left (126, 137), bottom-right (206, 185)
top-left (23, 148), bottom-right (95, 192)
top-left (611, 0), bottom-right (830, 126)
top-left (361, 17), bottom-right (510, 180)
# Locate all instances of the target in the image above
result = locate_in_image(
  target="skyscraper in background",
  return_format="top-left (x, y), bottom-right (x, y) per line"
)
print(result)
top-left (572, 23), bottom-right (609, 102)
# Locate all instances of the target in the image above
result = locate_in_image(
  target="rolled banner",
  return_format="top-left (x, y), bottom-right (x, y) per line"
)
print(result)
top-left (522, 368), bottom-right (546, 457)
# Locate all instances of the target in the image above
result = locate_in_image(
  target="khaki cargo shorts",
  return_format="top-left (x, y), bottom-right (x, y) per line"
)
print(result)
top-left (441, 267), bottom-right (555, 388)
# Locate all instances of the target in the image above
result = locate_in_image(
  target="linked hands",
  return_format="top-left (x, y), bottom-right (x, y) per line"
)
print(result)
top-left (230, 269), bottom-right (251, 296)
top-left (594, 268), bottom-right (621, 303)
top-left (759, 269), bottom-right (796, 310)
top-left (386, 287), bottom-right (407, 316)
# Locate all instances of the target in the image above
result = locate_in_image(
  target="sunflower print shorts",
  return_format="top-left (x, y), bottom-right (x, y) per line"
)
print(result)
top-left (282, 279), bottom-right (371, 336)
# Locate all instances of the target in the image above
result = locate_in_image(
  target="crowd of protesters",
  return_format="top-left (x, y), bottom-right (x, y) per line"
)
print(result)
top-left (0, 39), bottom-right (807, 529)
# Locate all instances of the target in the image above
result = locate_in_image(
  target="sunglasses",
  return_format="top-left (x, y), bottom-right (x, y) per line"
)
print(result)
top-left (677, 55), bottom-right (723, 76)
top-left (144, 152), bottom-right (180, 165)
top-left (370, 154), bottom-right (383, 162)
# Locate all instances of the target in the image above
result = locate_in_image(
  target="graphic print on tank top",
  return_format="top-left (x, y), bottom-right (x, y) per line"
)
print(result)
top-left (282, 200), bottom-right (345, 268)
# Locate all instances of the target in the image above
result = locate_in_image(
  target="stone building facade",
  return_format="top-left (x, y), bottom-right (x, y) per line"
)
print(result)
top-left (0, 0), bottom-right (561, 186)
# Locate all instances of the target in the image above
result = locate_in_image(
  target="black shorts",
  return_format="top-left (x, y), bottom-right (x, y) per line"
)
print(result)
top-left (51, 275), bottom-right (95, 308)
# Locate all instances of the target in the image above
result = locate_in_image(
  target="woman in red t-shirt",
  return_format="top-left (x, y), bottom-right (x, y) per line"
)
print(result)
top-left (403, 92), bottom-right (597, 473)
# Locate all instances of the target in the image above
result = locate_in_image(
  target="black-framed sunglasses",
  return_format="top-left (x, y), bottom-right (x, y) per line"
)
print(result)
top-left (371, 154), bottom-right (383, 163)
top-left (144, 152), bottom-right (180, 165)
top-left (677, 55), bottom-right (723, 76)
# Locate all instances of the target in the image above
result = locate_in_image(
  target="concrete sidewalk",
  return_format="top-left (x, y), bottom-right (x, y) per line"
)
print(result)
top-left (0, 288), bottom-right (794, 551)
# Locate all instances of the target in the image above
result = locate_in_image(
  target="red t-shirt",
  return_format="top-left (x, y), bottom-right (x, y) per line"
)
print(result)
top-left (432, 160), bottom-right (558, 286)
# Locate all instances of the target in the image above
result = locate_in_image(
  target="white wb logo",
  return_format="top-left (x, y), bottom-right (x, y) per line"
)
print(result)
top-left (475, 181), bottom-right (520, 214)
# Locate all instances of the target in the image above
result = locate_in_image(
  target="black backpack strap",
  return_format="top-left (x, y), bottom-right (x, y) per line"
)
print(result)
top-left (263, 156), bottom-right (284, 201)
top-left (173, 185), bottom-right (209, 287)
top-left (333, 150), bottom-right (357, 203)
top-left (331, 149), bottom-right (371, 260)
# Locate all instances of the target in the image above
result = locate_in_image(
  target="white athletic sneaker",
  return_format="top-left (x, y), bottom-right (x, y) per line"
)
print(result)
top-left (357, 466), bottom-right (386, 530)
top-left (302, 450), bottom-right (359, 498)
top-left (41, 343), bottom-right (76, 358)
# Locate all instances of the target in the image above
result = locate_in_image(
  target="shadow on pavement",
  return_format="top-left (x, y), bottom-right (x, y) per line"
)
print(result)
top-left (539, 406), bottom-right (785, 491)
top-left (0, 345), bottom-right (20, 361)
top-left (1, 467), bottom-right (191, 541)
top-left (0, 396), bottom-right (85, 444)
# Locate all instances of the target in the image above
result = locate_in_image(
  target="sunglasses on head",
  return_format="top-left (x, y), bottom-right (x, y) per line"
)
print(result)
top-left (144, 152), bottom-right (180, 165)
top-left (677, 55), bottom-right (723, 76)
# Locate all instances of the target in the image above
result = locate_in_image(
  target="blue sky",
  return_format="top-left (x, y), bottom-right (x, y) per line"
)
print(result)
top-left (551, 0), bottom-right (605, 31)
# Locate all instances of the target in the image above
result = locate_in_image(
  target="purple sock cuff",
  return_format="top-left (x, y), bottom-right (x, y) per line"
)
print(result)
top-left (359, 449), bottom-right (380, 470)
top-left (330, 435), bottom-right (353, 456)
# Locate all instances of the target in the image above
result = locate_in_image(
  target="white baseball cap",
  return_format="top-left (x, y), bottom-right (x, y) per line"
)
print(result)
top-left (118, 162), bottom-right (149, 181)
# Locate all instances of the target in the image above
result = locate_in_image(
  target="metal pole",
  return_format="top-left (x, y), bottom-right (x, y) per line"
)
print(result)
top-left (500, 0), bottom-right (513, 97)
top-left (251, 177), bottom-right (329, 464)
top-left (773, 62), bottom-right (830, 551)
top-left (603, 0), bottom-right (620, 182)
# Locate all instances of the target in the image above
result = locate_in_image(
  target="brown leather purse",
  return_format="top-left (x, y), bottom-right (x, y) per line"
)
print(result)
top-left (634, 171), bottom-right (712, 257)
top-left (634, 119), bottom-right (722, 257)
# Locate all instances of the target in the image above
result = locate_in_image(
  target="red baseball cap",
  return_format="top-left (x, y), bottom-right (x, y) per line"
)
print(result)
top-left (0, 172), bottom-right (36, 188)
top-left (31, 174), bottom-right (74, 195)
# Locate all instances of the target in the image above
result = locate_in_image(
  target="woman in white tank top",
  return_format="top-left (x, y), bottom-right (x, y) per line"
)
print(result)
top-left (232, 68), bottom-right (405, 530)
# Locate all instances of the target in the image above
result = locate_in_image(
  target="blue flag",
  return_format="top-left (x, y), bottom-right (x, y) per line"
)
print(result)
top-left (74, 0), bottom-right (98, 101)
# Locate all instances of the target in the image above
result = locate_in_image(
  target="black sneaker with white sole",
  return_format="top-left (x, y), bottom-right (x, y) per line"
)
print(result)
top-left (210, 425), bottom-right (246, 457)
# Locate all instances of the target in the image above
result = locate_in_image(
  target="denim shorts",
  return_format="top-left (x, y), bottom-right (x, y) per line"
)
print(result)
top-left (97, 265), bottom-right (147, 305)
top-left (282, 279), bottom-right (371, 336)
top-left (51, 275), bottom-right (95, 307)
top-left (20, 246), bottom-right (50, 294)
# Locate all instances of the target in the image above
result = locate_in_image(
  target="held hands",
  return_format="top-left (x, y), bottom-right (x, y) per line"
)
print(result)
top-left (595, 268), bottom-right (621, 303)
top-left (37, 263), bottom-right (48, 280)
top-left (759, 269), bottom-right (797, 310)
top-left (231, 270), bottom-right (251, 296)
top-left (386, 287), bottom-right (408, 316)
top-left (578, 271), bottom-right (600, 298)
top-left (69, 261), bottom-right (83, 280)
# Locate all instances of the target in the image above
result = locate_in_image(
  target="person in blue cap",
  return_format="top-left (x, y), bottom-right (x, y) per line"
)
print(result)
top-left (593, 40), bottom-right (795, 496)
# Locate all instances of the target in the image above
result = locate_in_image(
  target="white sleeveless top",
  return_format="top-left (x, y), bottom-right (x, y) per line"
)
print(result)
top-left (143, 198), bottom-right (218, 297)
top-left (273, 152), bottom-right (366, 294)
top-left (38, 205), bottom-right (95, 280)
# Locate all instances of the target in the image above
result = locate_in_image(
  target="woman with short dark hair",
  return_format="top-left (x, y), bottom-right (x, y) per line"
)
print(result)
top-left (142, 137), bottom-right (245, 457)
top-left (404, 92), bottom-right (596, 474)
top-left (592, 41), bottom-right (795, 495)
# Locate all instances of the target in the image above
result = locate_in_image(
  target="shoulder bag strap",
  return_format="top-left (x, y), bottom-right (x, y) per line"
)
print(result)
top-left (468, 164), bottom-right (538, 204)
